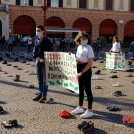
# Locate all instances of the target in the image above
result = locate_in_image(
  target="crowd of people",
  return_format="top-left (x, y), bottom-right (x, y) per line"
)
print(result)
top-left (1, 33), bottom-right (134, 55)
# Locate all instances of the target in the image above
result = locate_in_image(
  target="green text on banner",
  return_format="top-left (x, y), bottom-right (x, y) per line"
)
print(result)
top-left (44, 52), bottom-right (79, 94)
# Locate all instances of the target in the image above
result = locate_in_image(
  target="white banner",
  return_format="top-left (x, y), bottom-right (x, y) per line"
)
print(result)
top-left (44, 52), bottom-right (79, 94)
top-left (106, 53), bottom-right (125, 70)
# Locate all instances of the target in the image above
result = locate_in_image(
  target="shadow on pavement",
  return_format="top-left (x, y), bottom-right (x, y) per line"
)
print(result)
top-left (56, 102), bottom-right (76, 109)
top-left (94, 97), bottom-right (134, 110)
top-left (93, 110), bottom-right (134, 129)
top-left (48, 89), bottom-right (78, 97)
top-left (93, 128), bottom-right (108, 134)
top-left (0, 79), bottom-right (37, 90)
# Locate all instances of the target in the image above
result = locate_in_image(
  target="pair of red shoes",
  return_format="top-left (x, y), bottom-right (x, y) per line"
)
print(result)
top-left (58, 110), bottom-right (72, 118)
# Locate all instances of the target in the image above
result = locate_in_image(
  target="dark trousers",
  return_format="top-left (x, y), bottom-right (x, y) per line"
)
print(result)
top-left (36, 62), bottom-right (48, 96)
top-left (27, 44), bottom-right (32, 53)
top-left (8, 44), bottom-right (13, 52)
top-left (77, 63), bottom-right (93, 109)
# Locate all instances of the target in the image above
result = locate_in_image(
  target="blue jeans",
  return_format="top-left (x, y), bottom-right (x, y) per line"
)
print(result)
top-left (36, 62), bottom-right (48, 96)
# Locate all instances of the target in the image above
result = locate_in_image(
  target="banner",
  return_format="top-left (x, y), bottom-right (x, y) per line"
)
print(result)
top-left (44, 52), bottom-right (79, 94)
top-left (106, 53), bottom-right (125, 70)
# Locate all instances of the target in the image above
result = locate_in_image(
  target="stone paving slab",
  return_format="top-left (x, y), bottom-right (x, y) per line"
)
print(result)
top-left (0, 50), bottom-right (134, 134)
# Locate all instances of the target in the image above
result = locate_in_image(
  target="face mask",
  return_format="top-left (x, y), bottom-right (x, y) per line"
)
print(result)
top-left (81, 40), bottom-right (88, 45)
top-left (36, 32), bottom-right (41, 37)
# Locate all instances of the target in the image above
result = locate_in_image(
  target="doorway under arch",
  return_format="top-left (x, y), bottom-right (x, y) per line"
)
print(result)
top-left (13, 15), bottom-right (36, 35)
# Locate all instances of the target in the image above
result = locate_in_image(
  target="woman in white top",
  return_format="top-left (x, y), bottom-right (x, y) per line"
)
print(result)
top-left (71, 32), bottom-right (94, 119)
top-left (109, 36), bottom-right (122, 54)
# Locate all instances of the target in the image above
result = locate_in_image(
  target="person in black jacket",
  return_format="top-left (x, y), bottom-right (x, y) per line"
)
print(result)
top-left (33, 25), bottom-right (52, 103)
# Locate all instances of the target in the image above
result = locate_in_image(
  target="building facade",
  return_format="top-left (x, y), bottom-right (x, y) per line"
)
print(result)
top-left (0, 3), bottom-right (9, 39)
top-left (1, 0), bottom-right (134, 43)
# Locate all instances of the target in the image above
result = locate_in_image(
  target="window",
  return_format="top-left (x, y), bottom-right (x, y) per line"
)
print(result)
top-left (79, 0), bottom-right (87, 8)
top-left (16, 0), bottom-right (33, 6)
top-left (130, 0), bottom-right (134, 11)
top-left (51, 0), bottom-right (59, 7)
top-left (47, 0), bottom-right (63, 7)
top-left (105, 0), bottom-right (113, 10)
top-left (21, 0), bottom-right (29, 5)
top-left (94, 0), bottom-right (98, 8)
top-left (119, 0), bottom-right (124, 9)
top-left (66, 0), bottom-right (71, 7)
top-left (29, 0), bottom-right (33, 6)
top-left (59, 0), bottom-right (63, 7)
top-left (47, 0), bottom-right (51, 7)
top-left (16, 0), bottom-right (20, 5)
top-left (37, 0), bottom-right (43, 5)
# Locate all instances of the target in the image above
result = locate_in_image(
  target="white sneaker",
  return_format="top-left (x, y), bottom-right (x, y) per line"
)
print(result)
top-left (71, 106), bottom-right (84, 115)
top-left (80, 110), bottom-right (94, 119)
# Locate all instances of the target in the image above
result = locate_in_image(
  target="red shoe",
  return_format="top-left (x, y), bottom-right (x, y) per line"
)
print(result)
top-left (58, 110), bottom-right (72, 118)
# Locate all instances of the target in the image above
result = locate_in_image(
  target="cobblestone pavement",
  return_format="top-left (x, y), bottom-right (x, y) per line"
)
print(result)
top-left (0, 48), bottom-right (134, 134)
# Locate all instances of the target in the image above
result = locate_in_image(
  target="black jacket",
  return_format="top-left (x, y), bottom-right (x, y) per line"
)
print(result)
top-left (33, 37), bottom-right (52, 59)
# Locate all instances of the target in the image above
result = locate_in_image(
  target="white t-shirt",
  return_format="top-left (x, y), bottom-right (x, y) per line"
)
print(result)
top-left (111, 42), bottom-right (121, 53)
top-left (76, 45), bottom-right (94, 63)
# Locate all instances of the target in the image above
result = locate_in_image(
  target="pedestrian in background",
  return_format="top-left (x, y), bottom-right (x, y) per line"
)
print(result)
top-left (109, 36), bottom-right (122, 54)
top-left (7, 35), bottom-right (13, 52)
top-left (27, 35), bottom-right (33, 53)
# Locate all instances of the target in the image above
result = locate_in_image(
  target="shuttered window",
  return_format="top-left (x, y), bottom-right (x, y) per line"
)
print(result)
top-left (105, 0), bottom-right (113, 10)
top-left (79, 0), bottom-right (87, 8)
top-left (16, 0), bottom-right (20, 5)
top-left (29, 0), bottom-right (33, 6)
top-left (130, 0), bottom-right (134, 11)
top-left (59, 0), bottom-right (63, 7)
top-left (47, 0), bottom-right (51, 7)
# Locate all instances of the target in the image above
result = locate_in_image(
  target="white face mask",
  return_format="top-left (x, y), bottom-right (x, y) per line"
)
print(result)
top-left (81, 40), bottom-right (88, 45)
top-left (36, 31), bottom-right (41, 37)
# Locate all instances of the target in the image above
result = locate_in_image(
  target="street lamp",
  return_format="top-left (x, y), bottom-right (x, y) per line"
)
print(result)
top-left (41, 0), bottom-right (47, 31)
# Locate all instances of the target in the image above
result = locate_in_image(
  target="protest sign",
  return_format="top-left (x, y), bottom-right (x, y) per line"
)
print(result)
top-left (106, 53), bottom-right (125, 70)
top-left (44, 52), bottom-right (79, 94)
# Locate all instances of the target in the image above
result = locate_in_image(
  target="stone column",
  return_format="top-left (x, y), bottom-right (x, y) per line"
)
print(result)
top-left (117, 22), bottom-right (124, 43)
top-left (92, 25), bottom-right (99, 42)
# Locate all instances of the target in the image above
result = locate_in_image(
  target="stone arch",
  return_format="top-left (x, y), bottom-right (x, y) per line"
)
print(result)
top-left (11, 11), bottom-right (38, 26)
top-left (46, 16), bottom-right (65, 28)
top-left (99, 19), bottom-right (117, 43)
top-left (47, 12), bottom-right (66, 24)
top-left (73, 18), bottom-right (92, 33)
top-left (46, 16), bottom-right (65, 38)
top-left (124, 20), bottom-right (134, 43)
top-left (13, 15), bottom-right (36, 35)
top-left (124, 20), bottom-right (134, 37)
top-left (99, 19), bottom-right (117, 35)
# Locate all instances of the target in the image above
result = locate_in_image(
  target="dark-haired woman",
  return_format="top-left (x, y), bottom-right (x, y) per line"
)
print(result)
top-left (109, 36), bottom-right (122, 54)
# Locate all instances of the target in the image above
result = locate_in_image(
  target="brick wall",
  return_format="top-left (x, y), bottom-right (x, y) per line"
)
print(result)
top-left (47, 8), bottom-right (134, 42)
top-left (9, 5), bottom-right (134, 42)
top-left (9, 5), bottom-right (44, 34)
